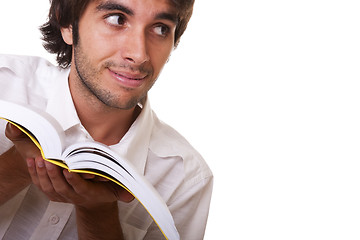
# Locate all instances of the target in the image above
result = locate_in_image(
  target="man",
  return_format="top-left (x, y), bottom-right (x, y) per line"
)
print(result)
top-left (0, 0), bottom-right (213, 239)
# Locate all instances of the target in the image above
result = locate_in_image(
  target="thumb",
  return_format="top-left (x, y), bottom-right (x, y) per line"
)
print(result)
top-left (5, 122), bottom-right (26, 141)
top-left (5, 122), bottom-right (40, 159)
top-left (117, 188), bottom-right (135, 203)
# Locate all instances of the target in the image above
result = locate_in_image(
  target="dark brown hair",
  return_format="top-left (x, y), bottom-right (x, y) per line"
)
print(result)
top-left (40, 0), bottom-right (195, 68)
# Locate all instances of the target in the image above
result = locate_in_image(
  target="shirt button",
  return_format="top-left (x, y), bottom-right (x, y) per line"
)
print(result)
top-left (49, 215), bottom-right (60, 225)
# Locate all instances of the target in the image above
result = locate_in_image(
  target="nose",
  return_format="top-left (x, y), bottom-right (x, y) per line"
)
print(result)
top-left (121, 29), bottom-right (150, 65)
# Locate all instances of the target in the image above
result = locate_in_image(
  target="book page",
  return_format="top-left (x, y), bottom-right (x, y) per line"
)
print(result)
top-left (0, 100), bottom-right (65, 160)
top-left (63, 142), bottom-right (179, 240)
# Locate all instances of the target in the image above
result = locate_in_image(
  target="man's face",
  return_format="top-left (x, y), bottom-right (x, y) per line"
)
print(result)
top-left (64, 0), bottom-right (177, 109)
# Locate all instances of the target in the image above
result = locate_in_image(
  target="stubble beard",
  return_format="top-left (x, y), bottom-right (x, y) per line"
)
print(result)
top-left (73, 44), bottom-right (151, 110)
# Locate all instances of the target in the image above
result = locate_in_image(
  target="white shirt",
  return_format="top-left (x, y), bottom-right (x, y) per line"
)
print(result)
top-left (0, 55), bottom-right (213, 240)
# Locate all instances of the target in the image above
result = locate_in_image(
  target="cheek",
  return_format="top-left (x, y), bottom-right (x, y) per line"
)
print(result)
top-left (79, 26), bottom-right (115, 58)
top-left (150, 46), bottom-right (173, 74)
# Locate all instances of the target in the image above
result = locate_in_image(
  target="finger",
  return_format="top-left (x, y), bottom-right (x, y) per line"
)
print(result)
top-left (29, 157), bottom-right (63, 201)
top-left (26, 158), bottom-right (40, 186)
top-left (94, 176), bottom-right (110, 182)
top-left (80, 173), bottom-right (96, 180)
top-left (64, 171), bottom-right (134, 206)
top-left (107, 181), bottom-right (134, 203)
top-left (5, 122), bottom-right (25, 140)
top-left (5, 123), bottom-right (41, 160)
top-left (64, 171), bottom-right (116, 199)
top-left (63, 170), bottom-right (95, 205)
top-left (35, 157), bottom-right (55, 193)
top-left (116, 188), bottom-right (135, 203)
top-left (63, 170), bottom-right (90, 195)
top-left (35, 157), bottom-right (65, 202)
top-left (64, 171), bottom-right (119, 202)
top-left (45, 161), bottom-right (77, 201)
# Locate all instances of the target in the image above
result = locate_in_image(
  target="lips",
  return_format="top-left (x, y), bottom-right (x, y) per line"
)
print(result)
top-left (108, 68), bottom-right (147, 88)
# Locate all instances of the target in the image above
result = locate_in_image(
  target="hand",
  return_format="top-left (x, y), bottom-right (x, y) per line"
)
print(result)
top-left (0, 123), bottom-right (37, 204)
top-left (27, 156), bottom-right (134, 208)
top-left (5, 122), bottom-right (41, 160)
top-left (6, 122), bottom-right (134, 208)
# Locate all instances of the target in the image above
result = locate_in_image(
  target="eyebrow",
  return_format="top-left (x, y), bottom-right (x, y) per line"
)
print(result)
top-left (96, 1), bottom-right (178, 25)
top-left (155, 12), bottom-right (179, 25)
top-left (96, 1), bottom-right (134, 16)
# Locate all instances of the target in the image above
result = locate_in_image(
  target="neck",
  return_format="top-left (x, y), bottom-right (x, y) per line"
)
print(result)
top-left (68, 72), bottom-right (141, 146)
top-left (75, 100), bottom-right (141, 146)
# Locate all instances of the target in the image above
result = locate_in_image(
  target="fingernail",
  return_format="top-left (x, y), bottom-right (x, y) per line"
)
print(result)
top-left (36, 158), bottom-right (45, 168)
top-left (26, 158), bottom-right (34, 168)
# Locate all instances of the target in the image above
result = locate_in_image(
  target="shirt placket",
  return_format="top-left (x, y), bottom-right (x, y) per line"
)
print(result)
top-left (0, 187), bottom-right (29, 239)
top-left (30, 201), bottom-right (74, 240)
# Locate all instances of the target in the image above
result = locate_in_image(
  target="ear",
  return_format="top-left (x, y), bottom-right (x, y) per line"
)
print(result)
top-left (61, 25), bottom-right (73, 45)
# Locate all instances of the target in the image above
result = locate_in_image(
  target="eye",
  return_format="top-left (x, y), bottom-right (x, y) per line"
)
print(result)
top-left (105, 14), bottom-right (126, 26)
top-left (153, 24), bottom-right (170, 37)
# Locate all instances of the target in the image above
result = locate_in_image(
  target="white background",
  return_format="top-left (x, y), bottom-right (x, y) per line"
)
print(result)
top-left (1, 0), bottom-right (360, 239)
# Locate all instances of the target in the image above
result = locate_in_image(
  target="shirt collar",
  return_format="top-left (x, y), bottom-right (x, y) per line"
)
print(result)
top-left (46, 72), bottom-right (153, 175)
top-left (111, 98), bottom-right (154, 175)
top-left (45, 69), bottom-right (81, 132)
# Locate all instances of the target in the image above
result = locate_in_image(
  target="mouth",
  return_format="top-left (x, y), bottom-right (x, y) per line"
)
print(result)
top-left (108, 68), bottom-right (148, 88)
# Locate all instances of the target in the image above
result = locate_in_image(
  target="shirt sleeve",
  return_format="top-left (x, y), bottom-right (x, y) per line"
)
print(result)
top-left (0, 57), bottom-right (23, 154)
top-left (0, 120), bottom-right (13, 155)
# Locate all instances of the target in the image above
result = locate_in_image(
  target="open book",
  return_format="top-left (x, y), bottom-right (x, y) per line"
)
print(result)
top-left (0, 99), bottom-right (179, 240)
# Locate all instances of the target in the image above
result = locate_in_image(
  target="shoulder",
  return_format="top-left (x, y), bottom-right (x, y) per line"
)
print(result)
top-left (149, 112), bottom-right (213, 185)
top-left (0, 54), bottom-right (65, 83)
top-left (0, 54), bottom-right (69, 105)
top-left (0, 54), bottom-right (52, 73)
